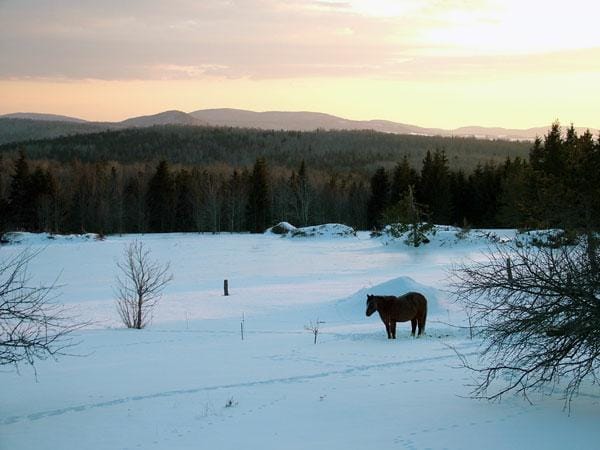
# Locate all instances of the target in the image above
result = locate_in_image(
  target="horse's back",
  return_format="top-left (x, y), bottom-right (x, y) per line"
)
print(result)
top-left (402, 292), bottom-right (427, 310)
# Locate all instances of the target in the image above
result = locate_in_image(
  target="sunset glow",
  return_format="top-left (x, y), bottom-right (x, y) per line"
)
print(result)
top-left (1, 0), bottom-right (599, 128)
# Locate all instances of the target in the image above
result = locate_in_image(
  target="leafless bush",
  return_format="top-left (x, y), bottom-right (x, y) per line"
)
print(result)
top-left (0, 248), bottom-right (84, 370)
top-left (305, 319), bottom-right (325, 344)
top-left (115, 240), bottom-right (172, 329)
top-left (451, 238), bottom-right (600, 406)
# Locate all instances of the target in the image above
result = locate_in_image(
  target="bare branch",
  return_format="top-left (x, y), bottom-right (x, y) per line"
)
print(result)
top-left (114, 240), bottom-right (172, 329)
top-left (0, 248), bottom-right (87, 369)
top-left (451, 237), bottom-right (600, 408)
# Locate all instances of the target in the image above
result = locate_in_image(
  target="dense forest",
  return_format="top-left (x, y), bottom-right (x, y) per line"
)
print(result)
top-left (0, 123), bottom-right (597, 236)
top-left (0, 125), bottom-right (529, 173)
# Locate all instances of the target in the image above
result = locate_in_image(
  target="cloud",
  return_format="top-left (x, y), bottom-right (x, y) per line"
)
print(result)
top-left (1, 0), bottom-right (599, 81)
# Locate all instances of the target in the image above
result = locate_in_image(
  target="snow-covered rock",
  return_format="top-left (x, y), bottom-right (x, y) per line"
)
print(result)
top-left (291, 223), bottom-right (356, 238)
top-left (265, 221), bottom-right (298, 235)
top-left (2, 231), bottom-right (101, 245)
top-left (266, 223), bottom-right (356, 238)
top-left (376, 224), bottom-right (515, 247)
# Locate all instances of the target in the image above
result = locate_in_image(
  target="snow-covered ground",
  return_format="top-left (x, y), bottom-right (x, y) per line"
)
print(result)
top-left (1, 229), bottom-right (599, 449)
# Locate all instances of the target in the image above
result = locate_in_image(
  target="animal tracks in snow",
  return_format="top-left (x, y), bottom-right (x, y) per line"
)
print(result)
top-left (1, 352), bottom-right (473, 426)
top-left (392, 405), bottom-right (531, 448)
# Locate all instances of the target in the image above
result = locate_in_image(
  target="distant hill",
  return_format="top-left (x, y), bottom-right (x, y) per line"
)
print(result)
top-left (0, 118), bottom-right (109, 145)
top-left (0, 112), bottom-right (90, 123)
top-left (190, 108), bottom-right (444, 135)
top-left (190, 108), bottom-right (598, 141)
top-left (0, 108), bottom-right (596, 145)
top-left (0, 110), bottom-right (207, 144)
top-left (118, 110), bottom-right (207, 128)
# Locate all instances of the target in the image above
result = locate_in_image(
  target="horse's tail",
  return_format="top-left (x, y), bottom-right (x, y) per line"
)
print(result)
top-left (421, 296), bottom-right (427, 334)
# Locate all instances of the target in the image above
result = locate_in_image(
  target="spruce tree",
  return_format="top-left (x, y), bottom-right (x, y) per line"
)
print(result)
top-left (367, 167), bottom-right (390, 229)
top-left (390, 155), bottom-right (418, 204)
top-left (8, 150), bottom-right (34, 230)
top-left (246, 157), bottom-right (271, 233)
top-left (417, 149), bottom-right (451, 224)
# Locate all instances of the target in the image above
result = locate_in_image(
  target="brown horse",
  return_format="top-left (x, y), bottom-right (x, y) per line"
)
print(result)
top-left (366, 292), bottom-right (427, 339)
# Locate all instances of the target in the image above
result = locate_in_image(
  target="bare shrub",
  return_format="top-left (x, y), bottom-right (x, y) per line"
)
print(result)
top-left (451, 238), bottom-right (600, 406)
top-left (305, 319), bottom-right (325, 344)
top-left (115, 240), bottom-right (172, 329)
top-left (0, 248), bottom-right (85, 369)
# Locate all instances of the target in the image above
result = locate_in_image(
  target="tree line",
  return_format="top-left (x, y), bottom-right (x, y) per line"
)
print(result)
top-left (0, 122), bottom-right (598, 236)
top-left (368, 122), bottom-right (600, 233)
top-left (0, 152), bottom-right (369, 235)
top-left (0, 124), bottom-right (530, 173)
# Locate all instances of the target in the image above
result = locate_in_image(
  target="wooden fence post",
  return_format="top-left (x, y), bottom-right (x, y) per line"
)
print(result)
top-left (506, 258), bottom-right (513, 282)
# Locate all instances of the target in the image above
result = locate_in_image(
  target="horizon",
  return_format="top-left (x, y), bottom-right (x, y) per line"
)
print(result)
top-left (1, 1), bottom-right (599, 129)
top-left (2, 107), bottom-right (594, 133)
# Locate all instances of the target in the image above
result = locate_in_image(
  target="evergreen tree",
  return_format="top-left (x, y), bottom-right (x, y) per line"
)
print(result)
top-left (347, 181), bottom-right (368, 230)
top-left (291, 160), bottom-right (313, 226)
top-left (246, 157), bottom-right (271, 233)
top-left (146, 160), bottom-right (174, 232)
top-left (123, 174), bottom-right (146, 233)
top-left (29, 167), bottom-right (57, 232)
top-left (383, 186), bottom-right (435, 247)
top-left (107, 166), bottom-right (124, 235)
top-left (390, 155), bottom-right (418, 204)
top-left (367, 167), bottom-right (390, 229)
top-left (224, 169), bottom-right (246, 232)
top-left (417, 149), bottom-right (451, 224)
top-left (467, 162), bottom-right (502, 228)
top-left (8, 150), bottom-right (34, 230)
top-left (496, 157), bottom-right (530, 228)
top-left (174, 169), bottom-right (196, 232)
top-left (449, 169), bottom-right (469, 226)
top-left (201, 171), bottom-right (222, 233)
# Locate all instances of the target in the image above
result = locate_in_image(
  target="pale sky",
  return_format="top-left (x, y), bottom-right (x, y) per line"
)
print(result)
top-left (1, 0), bottom-right (599, 128)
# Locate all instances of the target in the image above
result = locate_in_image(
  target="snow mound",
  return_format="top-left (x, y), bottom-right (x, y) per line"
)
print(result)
top-left (2, 231), bottom-right (102, 246)
top-left (334, 276), bottom-right (453, 321)
top-left (289, 223), bottom-right (356, 238)
top-left (266, 221), bottom-right (298, 235)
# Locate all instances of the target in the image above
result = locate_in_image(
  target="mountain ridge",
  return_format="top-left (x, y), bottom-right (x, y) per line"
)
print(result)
top-left (0, 108), bottom-right (596, 145)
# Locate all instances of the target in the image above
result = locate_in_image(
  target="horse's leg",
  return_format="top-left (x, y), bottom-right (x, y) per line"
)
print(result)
top-left (411, 319), bottom-right (417, 337)
top-left (418, 311), bottom-right (427, 337)
top-left (391, 322), bottom-right (397, 339)
top-left (385, 322), bottom-right (392, 339)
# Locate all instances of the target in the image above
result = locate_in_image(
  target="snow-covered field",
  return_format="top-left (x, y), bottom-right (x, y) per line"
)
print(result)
top-left (1, 229), bottom-right (599, 450)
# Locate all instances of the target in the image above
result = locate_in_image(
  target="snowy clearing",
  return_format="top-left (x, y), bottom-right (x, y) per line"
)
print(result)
top-left (0, 230), bottom-right (599, 450)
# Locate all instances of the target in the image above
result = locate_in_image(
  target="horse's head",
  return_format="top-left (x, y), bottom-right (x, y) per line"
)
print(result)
top-left (366, 294), bottom-right (377, 316)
